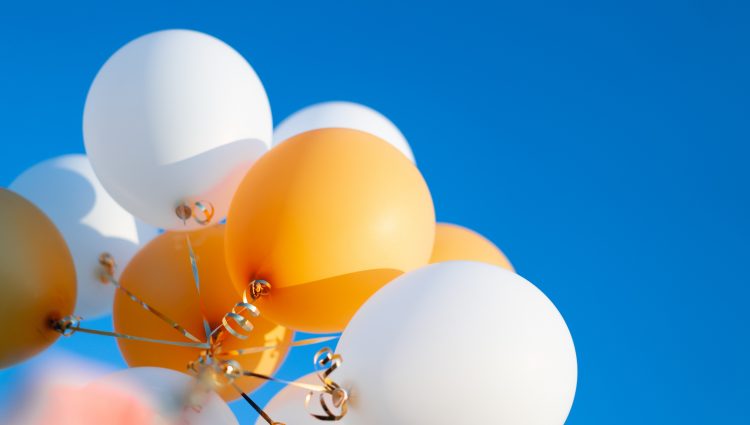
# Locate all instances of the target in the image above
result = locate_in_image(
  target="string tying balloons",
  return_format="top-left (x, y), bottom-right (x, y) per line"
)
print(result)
top-left (46, 212), bottom-right (297, 422)
top-left (47, 214), bottom-right (341, 423)
top-left (3, 26), bottom-right (580, 425)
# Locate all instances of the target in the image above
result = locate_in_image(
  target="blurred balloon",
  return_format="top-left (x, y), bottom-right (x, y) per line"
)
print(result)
top-left (273, 101), bottom-right (414, 162)
top-left (0, 189), bottom-right (76, 369)
top-left (335, 261), bottom-right (577, 425)
top-left (3, 349), bottom-right (116, 425)
top-left (430, 223), bottom-right (513, 271)
top-left (226, 128), bottom-right (435, 333)
top-left (114, 225), bottom-right (292, 401)
top-left (10, 154), bottom-right (159, 318)
top-left (256, 373), bottom-right (340, 425)
top-left (89, 367), bottom-right (238, 425)
top-left (83, 29), bottom-right (272, 230)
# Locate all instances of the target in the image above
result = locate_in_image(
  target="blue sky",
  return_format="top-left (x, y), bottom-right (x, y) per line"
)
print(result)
top-left (1, 1), bottom-right (749, 423)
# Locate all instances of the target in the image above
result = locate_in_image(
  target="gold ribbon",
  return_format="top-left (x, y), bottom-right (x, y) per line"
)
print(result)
top-left (184, 233), bottom-right (213, 341)
top-left (210, 280), bottom-right (269, 342)
top-left (175, 201), bottom-right (215, 226)
top-left (193, 201), bottom-right (215, 226)
top-left (241, 370), bottom-right (327, 392)
top-left (98, 253), bottom-right (204, 344)
top-left (305, 348), bottom-right (349, 421)
top-left (53, 315), bottom-right (210, 349)
top-left (186, 357), bottom-right (285, 425)
top-left (215, 335), bottom-right (339, 357)
top-left (188, 356), bottom-right (244, 389)
top-left (216, 302), bottom-right (260, 340)
top-left (234, 383), bottom-right (284, 425)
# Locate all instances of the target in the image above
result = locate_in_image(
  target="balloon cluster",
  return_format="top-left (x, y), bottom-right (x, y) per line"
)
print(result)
top-left (0, 29), bottom-right (577, 424)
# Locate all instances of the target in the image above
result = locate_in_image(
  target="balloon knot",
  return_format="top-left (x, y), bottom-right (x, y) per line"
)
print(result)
top-left (175, 203), bottom-right (193, 222)
top-left (98, 252), bottom-right (116, 283)
top-left (175, 201), bottom-right (215, 225)
top-left (52, 315), bottom-right (81, 337)
top-left (247, 280), bottom-right (271, 300)
top-left (305, 347), bottom-right (349, 420)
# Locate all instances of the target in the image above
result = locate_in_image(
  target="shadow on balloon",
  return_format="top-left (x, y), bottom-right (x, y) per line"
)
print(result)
top-left (100, 137), bottom-right (268, 231)
top-left (19, 167), bottom-right (155, 316)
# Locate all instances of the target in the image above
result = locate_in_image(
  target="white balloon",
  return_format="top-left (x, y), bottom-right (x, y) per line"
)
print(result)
top-left (256, 373), bottom-right (343, 425)
top-left (10, 154), bottom-right (159, 318)
top-left (335, 261), bottom-right (577, 425)
top-left (91, 367), bottom-right (238, 425)
top-left (83, 29), bottom-right (272, 230)
top-left (273, 101), bottom-right (415, 162)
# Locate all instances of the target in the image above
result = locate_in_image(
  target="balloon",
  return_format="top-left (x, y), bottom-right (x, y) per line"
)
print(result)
top-left (89, 367), bottom-right (238, 425)
top-left (273, 101), bottom-right (414, 162)
top-left (225, 128), bottom-right (435, 333)
top-left (10, 154), bottom-right (160, 318)
top-left (83, 29), bottom-right (272, 230)
top-left (430, 223), bottom-right (514, 271)
top-left (113, 225), bottom-right (293, 401)
top-left (335, 261), bottom-right (577, 425)
top-left (0, 189), bottom-right (76, 369)
top-left (256, 373), bottom-right (340, 425)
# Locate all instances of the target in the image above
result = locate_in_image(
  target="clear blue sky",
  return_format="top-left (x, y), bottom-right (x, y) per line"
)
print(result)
top-left (1, 1), bottom-right (748, 423)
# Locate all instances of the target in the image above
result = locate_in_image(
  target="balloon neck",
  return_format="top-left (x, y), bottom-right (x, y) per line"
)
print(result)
top-left (98, 252), bottom-right (116, 283)
top-left (247, 279), bottom-right (271, 300)
top-left (175, 203), bottom-right (192, 222)
top-left (51, 315), bottom-right (81, 337)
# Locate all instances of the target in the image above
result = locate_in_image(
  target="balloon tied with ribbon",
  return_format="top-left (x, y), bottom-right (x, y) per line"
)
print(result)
top-left (52, 315), bottom-right (82, 337)
top-left (98, 252), bottom-right (116, 284)
top-left (175, 201), bottom-right (215, 226)
top-left (248, 279), bottom-right (271, 300)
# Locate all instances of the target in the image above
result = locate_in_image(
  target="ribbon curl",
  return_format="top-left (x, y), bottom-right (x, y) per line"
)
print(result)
top-left (175, 201), bottom-right (215, 226)
top-left (210, 280), bottom-right (269, 342)
top-left (305, 348), bottom-right (349, 421)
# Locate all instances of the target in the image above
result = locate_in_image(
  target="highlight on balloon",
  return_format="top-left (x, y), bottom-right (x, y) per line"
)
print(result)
top-left (0, 28), bottom-right (577, 425)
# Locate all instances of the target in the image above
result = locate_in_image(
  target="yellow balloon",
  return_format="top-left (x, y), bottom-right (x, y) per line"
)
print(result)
top-left (113, 225), bottom-right (292, 401)
top-left (430, 223), bottom-right (514, 271)
top-left (226, 128), bottom-right (435, 333)
top-left (0, 188), bottom-right (76, 369)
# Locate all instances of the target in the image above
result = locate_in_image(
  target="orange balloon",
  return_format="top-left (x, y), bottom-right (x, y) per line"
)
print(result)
top-left (113, 224), bottom-right (292, 401)
top-left (226, 128), bottom-right (435, 333)
top-left (0, 189), bottom-right (76, 369)
top-left (430, 223), bottom-right (514, 271)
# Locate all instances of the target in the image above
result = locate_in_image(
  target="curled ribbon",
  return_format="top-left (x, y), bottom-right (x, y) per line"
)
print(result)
top-left (219, 302), bottom-right (260, 340)
top-left (193, 201), bottom-right (215, 225)
top-left (305, 348), bottom-right (349, 421)
top-left (210, 280), bottom-right (269, 342)
top-left (175, 201), bottom-right (215, 226)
